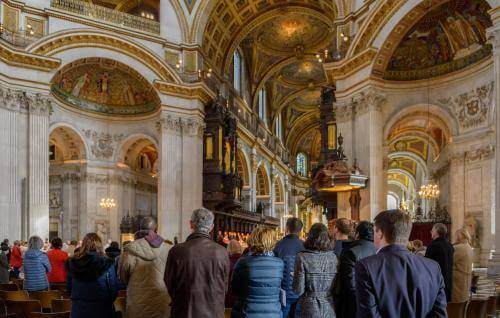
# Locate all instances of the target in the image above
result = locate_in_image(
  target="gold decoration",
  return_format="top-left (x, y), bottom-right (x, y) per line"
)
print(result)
top-left (2, 3), bottom-right (19, 32)
top-left (25, 16), bottom-right (45, 38)
top-left (0, 44), bottom-right (60, 71)
top-left (324, 48), bottom-right (377, 81)
top-left (154, 81), bottom-right (214, 104)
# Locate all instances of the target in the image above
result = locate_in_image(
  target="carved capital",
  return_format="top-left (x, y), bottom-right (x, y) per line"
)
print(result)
top-left (0, 86), bottom-right (25, 112)
top-left (82, 129), bottom-right (124, 160)
top-left (26, 93), bottom-right (52, 116)
top-left (352, 88), bottom-right (387, 116)
top-left (181, 117), bottom-right (205, 137)
top-left (487, 26), bottom-right (500, 51)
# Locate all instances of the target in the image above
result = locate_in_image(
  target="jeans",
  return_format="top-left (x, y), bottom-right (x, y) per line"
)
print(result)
top-left (282, 298), bottom-right (298, 318)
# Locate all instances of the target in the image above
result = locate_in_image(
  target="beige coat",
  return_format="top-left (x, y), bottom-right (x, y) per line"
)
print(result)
top-left (451, 241), bottom-right (473, 302)
top-left (119, 238), bottom-right (170, 318)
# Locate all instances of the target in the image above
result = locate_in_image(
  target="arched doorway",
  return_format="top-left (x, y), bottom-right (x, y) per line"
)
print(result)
top-left (236, 149), bottom-right (251, 210)
top-left (256, 164), bottom-right (270, 215)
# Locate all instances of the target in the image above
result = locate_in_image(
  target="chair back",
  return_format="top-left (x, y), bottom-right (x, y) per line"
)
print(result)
top-left (497, 294), bottom-right (500, 311)
top-left (446, 301), bottom-right (467, 318)
top-left (0, 284), bottom-right (18, 292)
top-left (0, 299), bottom-right (5, 316)
top-left (224, 308), bottom-right (231, 318)
top-left (28, 312), bottom-right (70, 318)
top-left (466, 298), bottom-right (488, 318)
top-left (486, 295), bottom-right (497, 316)
top-left (0, 290), bottom-right (29, 301)
top-left (51, 299), bottom-right (71, 313)
top-left (49, 284), bottom-right (67, 292)
top-left (5, 300), bottom-right (41, 318)
top-left (10, 279), bottom-right (23, 290)
top-left (29, 291), bottom-right (61, 310)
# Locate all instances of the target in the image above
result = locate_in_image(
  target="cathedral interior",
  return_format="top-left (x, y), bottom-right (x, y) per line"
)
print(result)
top-left (0, 0), bottom-right (499, 272)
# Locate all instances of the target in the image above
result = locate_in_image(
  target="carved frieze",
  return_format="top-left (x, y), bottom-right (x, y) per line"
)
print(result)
top-left (82, 129), bottom-right (124, 159)
top-left (351, 88), bottom-right (387, 116)
top-left (26, 93), bottom-right (52, 116)
top-left (158, 114), bottom-right (205, 137)
top-left (449, 145), bottom-right (495, 164)
top-left (438, 82), bottom-right (494, 130)
top-left (0, 86), bottom-right (52, 115)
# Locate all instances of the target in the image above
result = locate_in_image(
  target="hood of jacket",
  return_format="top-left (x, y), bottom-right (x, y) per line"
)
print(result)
top-left (24, 249), bottom-right (45, 260)
top-left (67, 252), bottom-right (114, 281)
top-left (124, 237), bottom-right (162, 261)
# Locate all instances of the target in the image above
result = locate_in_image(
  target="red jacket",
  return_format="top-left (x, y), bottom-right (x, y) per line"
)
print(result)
top-left (47, 249), bottom-right (68, 283)
top-left (10, 245), bottom-right (22, 268)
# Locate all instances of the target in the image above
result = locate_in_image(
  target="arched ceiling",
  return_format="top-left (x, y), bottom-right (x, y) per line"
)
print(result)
top-left (50, 127), bottom-right (86, 161)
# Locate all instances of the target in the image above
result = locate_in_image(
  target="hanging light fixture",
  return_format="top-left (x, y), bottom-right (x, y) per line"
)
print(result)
top-left (100, 197), bottom-right (116, 209)
top-left (419, 78), bottom-right (439, 199)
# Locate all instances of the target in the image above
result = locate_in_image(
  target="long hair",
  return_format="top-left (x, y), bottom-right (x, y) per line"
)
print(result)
top-left (74, 233), bottom-right (104, 259)
top-left (455, 228), bottom-right (471, 245)
top-left (304, 223), bottom-right (333, 251)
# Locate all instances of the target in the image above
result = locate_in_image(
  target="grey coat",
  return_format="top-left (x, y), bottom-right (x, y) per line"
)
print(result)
top-left (293, 250), bottom-right (337, 318)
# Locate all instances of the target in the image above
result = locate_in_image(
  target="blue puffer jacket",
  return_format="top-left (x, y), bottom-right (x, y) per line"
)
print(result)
top-left (23, 249), bottom-right (51, 291)
top-left (273, 234), bottom-right (304, 300)
top-left (231, 254), bottom-right (284, 318)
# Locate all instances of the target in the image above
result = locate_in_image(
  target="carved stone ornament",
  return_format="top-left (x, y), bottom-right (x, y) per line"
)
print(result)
top-left (0, 86), bottom-right (52, 115)
top-left (352, 88), bottom-right (387, 115)
top-left (82, 129), bottom-right (124, 159)
top-left (487, 27), bottom-right (500, 51)
top-left (158, 114), bottom-right (205, 136)
top-left (438, 82), bottom-right (494, 129)
top-left (25, 93), bottom-right (52, 116)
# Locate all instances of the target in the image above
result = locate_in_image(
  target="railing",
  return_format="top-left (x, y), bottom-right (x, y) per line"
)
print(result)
top-left (0, 27), bottom-right (40, 47)
top-left (51, 0), bottom-right (160, 34)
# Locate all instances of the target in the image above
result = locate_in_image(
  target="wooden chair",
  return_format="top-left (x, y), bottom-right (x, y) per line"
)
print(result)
top-left (51, 299), bottom-right (71, 313)
top-left (497, 294), bottom-right (500, 311)
top-left (29, 291), bottom-right (61, 311)
top-left (28, 312), bottom-right (70, 318)
top-left (486, 295), bottom-right (497, 316)
top-left (0, 314), bottom-right (17, 318)
top-left (48, 284), bottom-right (66, 292)
top-left (0, 290), bottom-right (29, 301)
top-left (0, 299), bottom-right (5, 316)
top-left (0, 285), bottom-right (18, 292)
top-left (10, 279), bottom-right (23, 290)
top-left (446, 301), bottom-right (468, 318)
top-left (466, 298), bottom-right (488, 318)
top-left (471, 275), bottom-right (480, 294)
top-left (224, 308), bottom-right (231, 318)
top-left (5, 300), bottom-right (41, 318)
top-left (59, 291), bottom-right (70, 300)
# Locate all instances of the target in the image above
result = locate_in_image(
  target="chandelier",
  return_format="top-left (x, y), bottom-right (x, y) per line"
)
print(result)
top-left (99, 197), bottom-right (116, 209)
top-left (418, 183), bottom-right (440, 199)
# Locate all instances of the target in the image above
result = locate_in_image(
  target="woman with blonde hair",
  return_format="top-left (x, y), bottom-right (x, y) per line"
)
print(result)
top-left (66, 233), bottom-right (119, 318)
top-left (231, 226), bottom-right (283, 318)
top-left (451, 228), bottom-right (473, 302)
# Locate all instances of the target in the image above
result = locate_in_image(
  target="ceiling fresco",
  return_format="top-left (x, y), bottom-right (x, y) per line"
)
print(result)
top-left (280, 60), bottom-right (326, 85)
top-left (52, 58), bottom-right (160, 116)
top-left (384, 0), bottom-right (492, 81)
top-left (389, 157), bottom-right (418, 176)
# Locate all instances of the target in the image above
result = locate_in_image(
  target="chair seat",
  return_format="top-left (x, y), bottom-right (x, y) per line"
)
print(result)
top-left (51, 299), bottom-right (71, 313)
top-left (0, 290), bottom-right (29, 301)
top-left (29, 291), bottom-right (61, 310)
top-left (29, 312), bottom-right (70, 318)
top-left (5, 300), bottom-right (41, 318)
top-left (446, 301), bottom-right (467, 318)
top-left (0, 285), bottom-right (18, 292)
top-left (466, 298), bottom-right (488, 318)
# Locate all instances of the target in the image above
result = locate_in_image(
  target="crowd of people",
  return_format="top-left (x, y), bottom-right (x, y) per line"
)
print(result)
top-left (0, 208), bottom-right (475, 318)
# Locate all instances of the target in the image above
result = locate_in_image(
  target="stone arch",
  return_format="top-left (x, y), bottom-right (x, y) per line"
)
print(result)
top-left (273, 176), bottom-right (285, 204)
top-left (116, 133), bottom-right (159, 174)
top-left (49, 122), bottom-right (88, 161)
top-left (256, 163), bottom-right (271, 197)
top-left (236, 148), bottom-right (251, 187)
top-left (388, 151), bottom-right (429, 178)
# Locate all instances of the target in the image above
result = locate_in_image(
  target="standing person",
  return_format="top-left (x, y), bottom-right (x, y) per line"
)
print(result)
top-left (355, 210), bottom-right (447, 317)
top-left (273, 217), bottom-right (305, 318)
top-left (334, 221), bottom-right (376, 318)
top-left (66, 233), bottom-right (118, 318)
top-left (10, 240), bottom-right (23, 278)
top-left (412, 240), bottom-right (426, 256)
top-left (47, 237), bottom-right (68, 284)
top-left (0, 243), bottom-right (10, 284)
top-left (64, 240), bottom-right (78, 257)
top-left (293, 223), bottom-right (337, 318)
top-left (165, 208), bottom-right (230, 318)
top-left (226, 239), bottom-right (243, 308)
top-left (23, 236), bottom-right (51, 291)
top-left (231, 226), bottom-right (283, 318)
top-left (333, 218), bottom-right (353, 257)
top-left (120, 217), bottom-right (170, 318)
top-left (425, 223), bottom-right (454, 301)
top-left (105, 241), bottom-right (121, 260)
top-left (451, 228), bottom-right (473, 303)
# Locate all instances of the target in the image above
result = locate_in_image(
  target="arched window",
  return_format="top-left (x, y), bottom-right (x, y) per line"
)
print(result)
top-left (275, 112), bottom-right (282, 142)
top-left (233, 50), bottom-right (242, 94)
top-left (296, 153), bottom-right (307, 176)
top-left (258, 88), bottom-right (266, 125)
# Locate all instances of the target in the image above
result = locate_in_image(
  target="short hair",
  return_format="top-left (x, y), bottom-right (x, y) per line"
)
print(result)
top-left (191, 208), bottom-right (214, 233)
top-left (28, 236), bottom-right (44, 250)
top-left (455, 228), bottom-right (471, 245)
top-left (227, 239), bottom-right (242, 255)
top-left (304, 223), bottom-right (333, 251)
top-left (433, 223), bottom-right (447, 237)
top-left (51, 237), bottom-right (63, 249)
top-left (286, 217), bottom-right (303, 234)
top-left (140, 216), bottom-right (158, 231)
top-left (70, 240), bottom-right (78, 246)
top-left (413, 239), bottom-right (423, 249)
top-left (248, 226), bottom-right (277, 254)
top-left (356, 221), bottom-right (374, 241)
top-left (373, 210), bottom-right (412, 245)
top-left (110, 241), bottom-right (120, 249)
top-left (0, 243), bottom-right (8, 252)
top-left (335, 218), bottom-right (353, 235)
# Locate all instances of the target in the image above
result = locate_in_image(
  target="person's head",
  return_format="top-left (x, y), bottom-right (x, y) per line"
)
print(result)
top-left (0, 243), bottom-right (8, 252)
top-left (334, 218), bottom-right (352, 240)
top-left (70, 240), bottom-right (78, 246)
top-left (190, 208), bottom-right (214, 234)
top-left (431, 223), bottom-right (447, 240)
top-left (304, 223), bottom-right (333, 251)
top-left (14, 240), bottom-right (20, 246)
top-left (406, 241), bottom-right (414, 251)
top-left (110, 241), bottom-right (120, 249)
top-left (285, 217), bottom-right (303, 235)
top-left (51, 237), bottom-right (63, 250)
top-left (74, 233), bottom-right (103, 259)
top-left (413, 239), bottom-right (423, 249)
top-left (455, 228), bottom-right (471, 245)
top-left (373, 210), bottom-right (412, 250)
top-left (28, 236), bottom-right (44, 250)
top-left (248, 226), bottom-right (277, 254)
top-left (139, 216), bottom-right (158, 232)
top-left (3, 239), bottom-right (9, 245)
top-left (227, 239), bottom-right (242, 255)
top-left (355, 221), bottom-right (374, 242)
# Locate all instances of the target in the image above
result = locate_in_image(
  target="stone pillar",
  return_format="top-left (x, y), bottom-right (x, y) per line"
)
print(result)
top-left (488, 12), bottom-right (500, 275)
top-left (250, 149), bottom-right (258, 212)
top-left (62, 173), bottom-right (79, 241)
top-left (270, 166), bottom-right (276, 218)
top-left (284, 175), bottom-right (289, 217)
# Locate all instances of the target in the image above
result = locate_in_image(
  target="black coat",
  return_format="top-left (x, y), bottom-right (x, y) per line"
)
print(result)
top-left (273, 234), bottom-right (304, 300)
top-left (334, 239), bottom-right (376, 318)
top-left (355, 244), bottom-right (447, 318)
top-left (425, 237), bottom-right (454, 301)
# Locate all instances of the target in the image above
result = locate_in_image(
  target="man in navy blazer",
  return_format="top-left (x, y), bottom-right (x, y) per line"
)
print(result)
top-left (355, 210), bottom-right (447, 318)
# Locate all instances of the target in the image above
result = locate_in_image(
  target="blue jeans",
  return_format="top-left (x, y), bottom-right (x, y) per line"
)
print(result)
top-left (282, 298), bottom-right (298, 318)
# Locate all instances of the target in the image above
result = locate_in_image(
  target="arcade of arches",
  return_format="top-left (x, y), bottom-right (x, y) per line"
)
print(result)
top-left (0, 0), bottom-right (499, 272)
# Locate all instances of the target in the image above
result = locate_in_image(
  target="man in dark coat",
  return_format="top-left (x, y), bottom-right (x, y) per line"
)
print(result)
top-left (335, 221), bottom-right (376, 318)
top-left (273, 217), bottom-right (305, 318)
top-left (165, 208), bottom-right (230, 318)
top-left (425, 222), bottom-right (454, 301)
top-left (355, 210), bottom-right (447, 318)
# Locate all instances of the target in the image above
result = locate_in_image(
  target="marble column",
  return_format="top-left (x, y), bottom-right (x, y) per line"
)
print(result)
top-left (488, 11), bottom-right (500, 275)
top-left (270, 166), bottom-right (276, 218)
top-left (250, 149), bottom-right (258, 212)
top-left (284, 175), bottom-right (290, 217)
top-left (62, 173), bottom-right (79, 241)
